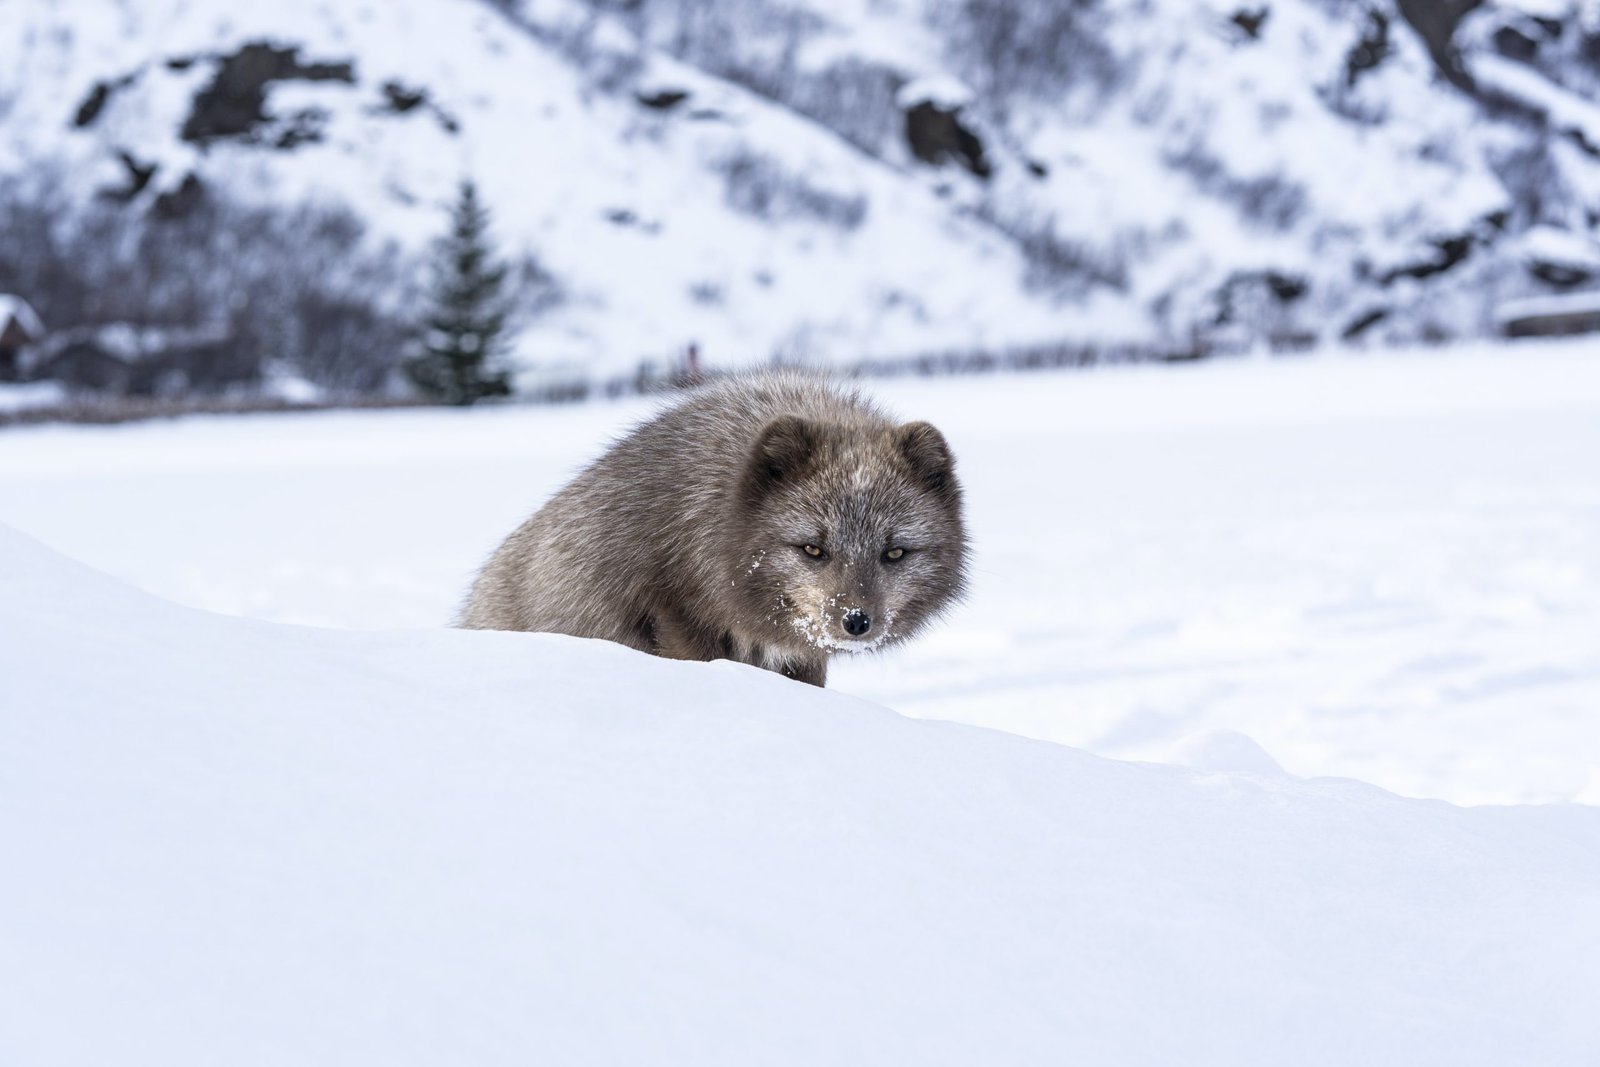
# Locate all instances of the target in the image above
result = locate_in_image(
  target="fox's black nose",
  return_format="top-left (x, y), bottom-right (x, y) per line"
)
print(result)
top-left (843, 611), bottom-right (872, 637)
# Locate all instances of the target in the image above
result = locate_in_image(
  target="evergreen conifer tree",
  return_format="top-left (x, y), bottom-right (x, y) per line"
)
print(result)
top-left (407, 180), bottom-right (513, 405)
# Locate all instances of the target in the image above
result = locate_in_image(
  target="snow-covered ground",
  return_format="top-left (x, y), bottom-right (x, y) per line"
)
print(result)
top-left (3, 342), bottom-right (1596, 806)
top-left (5, 517), bottom-right (1600, 1065)
top-left (0, 381), bottom-right (65, 413)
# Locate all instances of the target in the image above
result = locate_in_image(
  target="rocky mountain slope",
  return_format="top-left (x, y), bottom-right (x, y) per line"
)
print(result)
top-left (3, 0), bottom-right (1599, 386)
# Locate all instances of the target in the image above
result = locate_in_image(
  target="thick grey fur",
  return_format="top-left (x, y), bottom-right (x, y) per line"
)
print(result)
top-left (458, 372), bottom-right (969, 686)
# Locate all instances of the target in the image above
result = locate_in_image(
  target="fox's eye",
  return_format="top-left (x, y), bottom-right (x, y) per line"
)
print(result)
top-left (884, 547), bottom-right (905, 561)
top-left (802, 543), bottom-right (827, 559)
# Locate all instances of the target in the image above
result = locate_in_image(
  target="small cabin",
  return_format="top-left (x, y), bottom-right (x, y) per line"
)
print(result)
top-left (34, 321), bottom-right (249, 397)
top-left (1496, 291), bottom-right (1600, 339)
top-left (0, 295), bottom-right (45, 382)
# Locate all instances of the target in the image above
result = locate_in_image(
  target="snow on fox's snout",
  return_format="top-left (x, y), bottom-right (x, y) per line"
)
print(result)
top-left (731, 414), bottom-right (967, 659)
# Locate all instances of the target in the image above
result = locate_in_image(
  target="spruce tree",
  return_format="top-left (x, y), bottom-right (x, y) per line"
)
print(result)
top-left (407, 180), bottom-right (513, 405)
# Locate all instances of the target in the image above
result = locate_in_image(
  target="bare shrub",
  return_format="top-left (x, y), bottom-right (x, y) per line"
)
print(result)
top-left (553, 0), bottom-right (910, 152)
top-left (0, 166), bottom-right (422, 394)
top-left (1165, 143), bottom-right (1309, 231)
top-left (785, 57), bottom-right (903, 156)
top-left (971, 204), bottom-right (1128, 294)
top-left (926, 0), bottom-right (1120, 106)
top-left (714, 148), bottom-right (868, 229)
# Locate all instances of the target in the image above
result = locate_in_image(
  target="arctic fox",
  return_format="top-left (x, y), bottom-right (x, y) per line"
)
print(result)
top-left (459, 373), bottom-right (968, 686)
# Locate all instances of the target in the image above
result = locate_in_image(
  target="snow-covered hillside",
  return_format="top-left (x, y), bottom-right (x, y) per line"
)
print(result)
top-left (6, 0), bottom-right (1600, 386)
top-left (0, 0), bottom-right (1061, 378)
top-left (2, 340), bottom-right (1597, 806)
top-left (3, 521), bottom-right (1599, 1065)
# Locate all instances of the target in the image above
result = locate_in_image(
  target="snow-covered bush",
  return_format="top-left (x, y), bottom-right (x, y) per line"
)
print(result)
top-left (928, 0), bottom-right (1120, 106)
top-left (714, 148), bottom-right (868, 230)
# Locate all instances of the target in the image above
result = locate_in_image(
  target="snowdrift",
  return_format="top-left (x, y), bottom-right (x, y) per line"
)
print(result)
top-left (3, 522), bottom-right (1599, 1065)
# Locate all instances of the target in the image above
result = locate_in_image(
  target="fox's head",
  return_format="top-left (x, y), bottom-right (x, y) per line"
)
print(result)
top-left (729, 413), bottom-right (968, 656)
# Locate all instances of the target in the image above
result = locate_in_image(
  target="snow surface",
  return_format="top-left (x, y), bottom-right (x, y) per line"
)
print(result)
top-left (1517, 224), bottom-right (1600, 271)
top-left (0, 381), bottom-right (65, 412)
top-left (894, 74), bottom-right (974, 110)
top-left (4, 518), bottom-right (1600, 1065)
top-left (1, 343), bottom-right (1597, 806)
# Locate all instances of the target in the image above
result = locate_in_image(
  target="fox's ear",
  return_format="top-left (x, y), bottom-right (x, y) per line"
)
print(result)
top-left (749, 415), bottom-right (818, 487)
top-left (896, 421), bottom-right (954, 493)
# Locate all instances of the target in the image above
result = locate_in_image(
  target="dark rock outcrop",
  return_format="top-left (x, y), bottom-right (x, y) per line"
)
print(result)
top-left (151, 173), bottom-right (206, 220)
top-left (904, 100), bottom-right (990, 180)
top-left (1493, 24), bottom-right (1541, 63)
top-left (74, 73), bottom-right (139, 128)
top-left (1345, 9), bottom-right (1392, 87)
top-left (181, 41), bottom-right (354, 146)
top-left (1528, 259), bottom-right (1592, 287)
top-left (1231, 8), bottom-right (1269, 41)
top-left (1341, 307), bottom-right (1389, 340)
top-left (636, 88), bottom-right (690, 110)
top-left (381, 81), bottom-right (428, 113)
top-left (1394, 0), bottom-right (1484, 89)
top-left (1379, 234), bottom-right (1475, 285)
